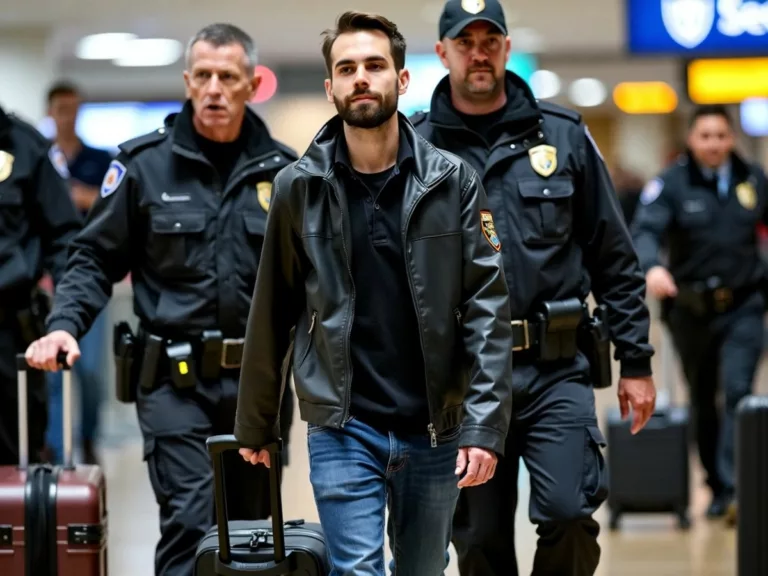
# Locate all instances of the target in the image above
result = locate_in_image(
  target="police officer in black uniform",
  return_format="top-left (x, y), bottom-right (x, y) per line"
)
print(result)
top-left (411, 1), bottom-right (657, 574)
top-left (0, 104), bottom-right (82, 466)
top-left (632, 104), bottom-right (768, 524)
top-left (25, 23), bottom-right (297, 576)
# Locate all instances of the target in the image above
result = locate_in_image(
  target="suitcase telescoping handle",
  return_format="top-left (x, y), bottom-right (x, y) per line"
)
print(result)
top-left (16, 352), bottom-right (72, 470)
top-left (206, 434), bottom-right (297, 575)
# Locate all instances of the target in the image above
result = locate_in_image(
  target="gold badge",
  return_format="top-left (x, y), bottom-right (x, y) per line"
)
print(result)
top-left (461, 0), bottom-right (485, 14)
top-left (0, 151), bottom-right (15, 183)
top-left (736, 182), bottom-right (757, 210)
top-left (257, 181), bottom-right (272, 212)
top-left (528, 145), bottom-right (557, 178)
top-left (480, 210), bottom-right (501, 252)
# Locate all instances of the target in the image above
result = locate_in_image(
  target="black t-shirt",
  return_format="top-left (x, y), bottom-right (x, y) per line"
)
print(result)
top-left (194, 126), bottom-right (247, 186)
top-left (456, 106), bottom-right (508, 145)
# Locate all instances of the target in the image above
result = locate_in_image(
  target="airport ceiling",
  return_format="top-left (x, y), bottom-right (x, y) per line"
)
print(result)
top-left (2, 0), bottom-right (626, 64)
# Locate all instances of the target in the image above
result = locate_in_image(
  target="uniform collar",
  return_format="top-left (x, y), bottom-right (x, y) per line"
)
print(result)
top-left (685, 150), bottom-right (751, 187)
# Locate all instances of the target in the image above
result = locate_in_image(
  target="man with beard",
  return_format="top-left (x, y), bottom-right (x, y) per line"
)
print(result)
top-left (411, 1), bottom-right (657, 574)
top-left (25, 23), bottom-right (297, 576)
top-left (235, 11), bottom-right (514, 575)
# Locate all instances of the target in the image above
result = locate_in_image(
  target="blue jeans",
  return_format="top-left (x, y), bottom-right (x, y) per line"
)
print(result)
top-left (307, 417), bottom-right (461, 576)
top-left (46, 310), bottom-right (107, 462)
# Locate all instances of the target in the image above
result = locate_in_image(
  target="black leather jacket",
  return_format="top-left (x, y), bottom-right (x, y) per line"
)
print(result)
top-left (235, 114), bottom-right (514, 455)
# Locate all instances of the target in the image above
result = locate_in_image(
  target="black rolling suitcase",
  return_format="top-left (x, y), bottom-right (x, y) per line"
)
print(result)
top-left (194, 435), bottom-right (329, 576)
top-left (735, 395), bottom-right (768, 576)
top-left (605, 326), bottom-right (691, 530)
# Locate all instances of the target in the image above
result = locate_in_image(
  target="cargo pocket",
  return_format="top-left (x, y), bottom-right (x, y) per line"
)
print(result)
top-left (143, 435), bottom-right (172, 507)
top-left (581, 425), bottom-right (608, 510)
top-left (517, 178), bottom-right (574, 246)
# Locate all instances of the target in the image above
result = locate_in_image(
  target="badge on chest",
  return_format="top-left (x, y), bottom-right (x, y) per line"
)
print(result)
top-left (0, 151), bottom-right (14, 183)
top-left (257, 181), bottom-right (272, 212)
top-left (736, 181), bottom-right (757, 211)
top-left (528, 145), bottom-right (557, 178)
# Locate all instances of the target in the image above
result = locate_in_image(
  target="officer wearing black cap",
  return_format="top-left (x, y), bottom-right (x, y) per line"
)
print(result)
top-left (0, 103), bottom-right (81, 466)
top-left (411, 1), bottom-right (657, 574)
top-left (632, 104), bottom-right (768, 525)
top-left (25, 23), bottom-right (296, 576)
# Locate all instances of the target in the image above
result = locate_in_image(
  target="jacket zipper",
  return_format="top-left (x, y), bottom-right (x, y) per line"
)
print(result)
top-left (402, 177), bottom-right (452, 447)
top-left (324, 177), bottom-right (355, 427)
top-left (308, 311), bottom-right (317, 334)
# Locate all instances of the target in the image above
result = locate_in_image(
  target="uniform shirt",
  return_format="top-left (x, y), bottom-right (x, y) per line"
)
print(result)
top-left (631, 151), bottom-right (768, 289)
top-left (68, 143), bottom-right (113, 189)
top-left (412, 71), bottom-right (653, 378)
top-left (0, 106), bottom-right (82, 303)
top-left (45, 101), bottom-right (298, 340)
top-left (333, 132), bottom-right (430, 433)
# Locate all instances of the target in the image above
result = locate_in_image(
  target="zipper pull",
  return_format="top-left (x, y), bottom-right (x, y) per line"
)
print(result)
top-left (308, 311), bottom-right (317, 334)
top-left (453, 308), bottom-right (462, 323)
top-left (428, 423), bottom-right (437, 448)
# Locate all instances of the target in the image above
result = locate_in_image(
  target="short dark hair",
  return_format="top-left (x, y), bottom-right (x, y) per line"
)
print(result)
top-left (186, 23), bottom-right (257, 70)
top-left (46, 81), bottom-right (80, 105)
top-left (689, 104), bottom-right (733, 129)
top-left (321, 11), bottom-right (407, 77)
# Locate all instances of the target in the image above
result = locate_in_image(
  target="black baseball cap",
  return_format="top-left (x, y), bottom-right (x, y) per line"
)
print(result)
top-left (439, 0), bottom-right (508, 39)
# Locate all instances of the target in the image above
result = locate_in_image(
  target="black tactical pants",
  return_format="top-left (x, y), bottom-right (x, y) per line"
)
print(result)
top-left (452, 352), bottom-right (607, 576)
top-left (136, 370), bottom-right (295, 576)
top-left (0, 324), bottom-right (47, 466)
top-left (666, 291), bottom-right (764, 499)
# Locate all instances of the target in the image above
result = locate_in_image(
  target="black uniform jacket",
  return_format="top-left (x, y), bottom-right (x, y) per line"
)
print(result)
top-left (45, 102), bottom-right (298, 340)
top-left (234, 113), bottom-right (515, 456)
top-left (412, 72), bottom-right (653, 379)
top-left (0, 106), bottom-right (81, 303)
top-left (631, 150), bottom-right (768, 290)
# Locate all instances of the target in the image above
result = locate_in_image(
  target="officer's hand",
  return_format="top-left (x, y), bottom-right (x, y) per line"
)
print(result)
top-left (646, 266), bottom-right (677, 299)
top-left (25, 331), bottom-right (80, 372)
top-left (618, 376), bottom-right (656, 434)
top-left (239, 448), bottom-right (271, 468)
top-left (456, 447), bottom-right (497, 488)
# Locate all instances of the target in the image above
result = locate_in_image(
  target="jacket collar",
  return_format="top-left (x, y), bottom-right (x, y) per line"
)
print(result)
top-left (0, 106), bottom-right (11, 141)
top-left (683, 149), bottom-right (754, 187)
top-left (297, 112), bottom-right (455, 188)
top-left (428, 70), bottom-right (542, 132)
top-left (164, 100), bottom-right (278, 159)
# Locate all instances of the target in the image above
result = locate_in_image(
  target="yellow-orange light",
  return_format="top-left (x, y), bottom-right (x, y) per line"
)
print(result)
top-left (687, 58), bottom-right (768, 104)
top-left (613, 82), bottom-right (678, 114)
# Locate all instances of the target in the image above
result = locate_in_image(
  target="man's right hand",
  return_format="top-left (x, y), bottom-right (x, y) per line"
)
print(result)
top-left (25, 330), bottom-right (81, 371)
top-left (646, 266), bottom-right (678, 300)
top-left (240, 448), bottom-right (271, 468)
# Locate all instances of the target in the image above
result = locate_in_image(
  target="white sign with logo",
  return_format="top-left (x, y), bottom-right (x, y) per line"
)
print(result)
top-left (661, 0), bottom-right (768, 49)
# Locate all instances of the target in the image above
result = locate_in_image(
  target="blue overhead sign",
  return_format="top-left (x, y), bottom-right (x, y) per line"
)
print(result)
top-left (626, 0), bottom-right (768, 55)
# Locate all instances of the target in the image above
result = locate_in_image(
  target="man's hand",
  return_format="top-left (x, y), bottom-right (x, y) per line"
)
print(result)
top-left (25, 330), bottom-right (81, 371)
top-left (240, 448), bottom-right (271, 468)
top-left (618, 376), bottom-right (656, 434)
top-left (646, 266), bottom-right (677, 300)
top-left (456, 447), bottom-right (497, 488)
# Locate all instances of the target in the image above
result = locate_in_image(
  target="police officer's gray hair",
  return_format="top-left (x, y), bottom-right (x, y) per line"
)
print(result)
top-left (185, 23), bottom-right (258, 71)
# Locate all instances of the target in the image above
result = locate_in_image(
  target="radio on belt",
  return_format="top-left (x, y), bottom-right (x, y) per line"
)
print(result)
top-left (166, 341), bottom-right (196, 389)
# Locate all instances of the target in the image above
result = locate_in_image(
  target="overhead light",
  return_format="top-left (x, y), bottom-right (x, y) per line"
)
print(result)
top-left (76, 33), bottom-right (137, 60)
top-left (113, 38), bottom-right (183, 67)
top-left (529, 70), bottom-right (560, 99)
top-left (568, 78), bottom-right (607, 108)
top-left (741, 98), bottom-right (768, 137)
top-left (613, 81), bottom-right (678, 114)
top-left (687, 58), bottom-right (768, 104)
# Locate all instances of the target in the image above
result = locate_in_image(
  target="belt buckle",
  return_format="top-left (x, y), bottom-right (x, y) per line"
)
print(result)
top-left (713, 287), bottom-right (733, 312)
top-left (220, 338), bottom-right (245, 369)
top-left (511, 319), bottom-right (529, 352)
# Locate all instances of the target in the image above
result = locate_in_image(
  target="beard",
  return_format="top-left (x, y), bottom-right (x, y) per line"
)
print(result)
top-left (462, 65), bottom-right (503, 97)
top-left (333, 83), bottom-right (398, 129)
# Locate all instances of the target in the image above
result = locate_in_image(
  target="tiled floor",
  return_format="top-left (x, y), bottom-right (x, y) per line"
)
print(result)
top-left (67, 290), bottom-right (763, 574)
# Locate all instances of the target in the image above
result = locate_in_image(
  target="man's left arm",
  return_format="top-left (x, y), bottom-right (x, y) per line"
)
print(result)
top-left (576, 125), bottom-right (656, 432)
top-left (456, 162), bottom-right (514, 460)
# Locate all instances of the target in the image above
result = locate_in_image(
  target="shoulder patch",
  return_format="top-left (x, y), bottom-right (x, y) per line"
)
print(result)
top-left (100, 160), bottom-right (127, 198)
top-left (480, 210), bottom-right (502, 252)
top-left (118, 127), bottom-right (168, 156)
top-left (640, 178), bottom-right (664, 206)
top-left (537, 101), bottom-right (582, 124)
top-left (48, 144), bottom-right (70, 179)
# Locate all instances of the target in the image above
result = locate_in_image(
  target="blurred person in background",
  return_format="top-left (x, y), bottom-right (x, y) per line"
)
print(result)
top-left (24, 23), bottom-right (297, 576)
top-left (632, 104), bottom-right (768, 526)
top-left (0, 102), bottom-right (81, 465)
top-left (611, 164), bottom-right (645, 226)
top-left (412, 0), bottom-right (657, 574)
top-left (236, 11), bottom-right (514, 575)
top-left (43, 80), bottom-right (113, 465)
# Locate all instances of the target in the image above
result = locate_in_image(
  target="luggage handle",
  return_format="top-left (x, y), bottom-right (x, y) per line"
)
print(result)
top-left (206, 434), bottom-right (297, 575)
top-left (16, 352), bottom-right (72, 471)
